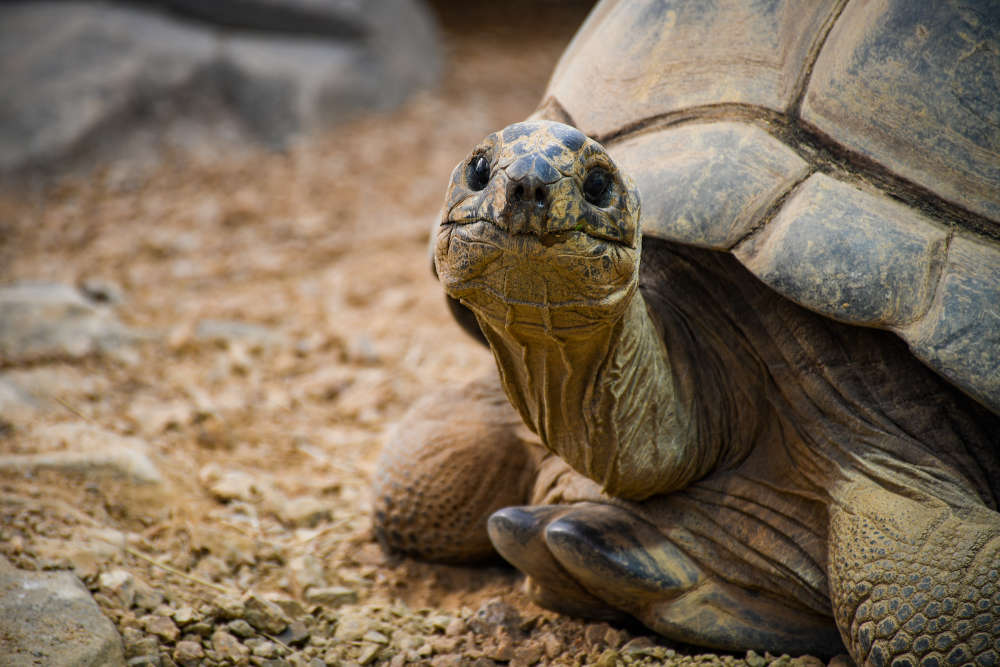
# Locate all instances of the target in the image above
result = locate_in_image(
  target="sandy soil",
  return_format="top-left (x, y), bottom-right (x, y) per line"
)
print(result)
top-left (0, 4), bottom-right (843, 665)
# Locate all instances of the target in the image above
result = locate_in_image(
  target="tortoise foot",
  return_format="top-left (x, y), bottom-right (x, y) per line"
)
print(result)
top-left (492, 500), bottom-right (842, 656)
top-left (372, 372), bottom-right (542, 562)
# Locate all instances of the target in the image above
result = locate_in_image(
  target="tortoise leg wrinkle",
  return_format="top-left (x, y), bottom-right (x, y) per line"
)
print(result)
top-left (541, 502), bottom-right (844, 657)
top-left (488, 505), bottom-right (627, 621)
top-left (829, 484), bottom-right (1000, 667)
top-left (372, 371), bottom-right (543, 562)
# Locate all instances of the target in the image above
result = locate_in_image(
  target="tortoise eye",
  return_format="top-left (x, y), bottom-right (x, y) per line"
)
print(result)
top-left (582, 168), bottom-right (611, 206)
top-left (467, 155), bottom-right (490, 191)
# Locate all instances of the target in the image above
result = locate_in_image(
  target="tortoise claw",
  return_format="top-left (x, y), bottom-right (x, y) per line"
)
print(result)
top-left (542, 502), bottom-right (701, 606)
top-left (488, 505), bottom-right (628, 621)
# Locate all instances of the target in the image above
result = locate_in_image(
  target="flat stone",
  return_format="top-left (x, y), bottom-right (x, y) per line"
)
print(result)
top-left (0, 422), bottom-right (162, 485)
top-left (0, 282), bottom-right (136, 364)
top-left (0, 556), bottom-right (126, 666)
top-left (304, 585), bottom-right (357, 607)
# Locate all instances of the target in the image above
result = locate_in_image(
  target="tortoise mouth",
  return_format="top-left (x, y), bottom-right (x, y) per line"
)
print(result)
top-left (434, 217), bottom-right (639, 334)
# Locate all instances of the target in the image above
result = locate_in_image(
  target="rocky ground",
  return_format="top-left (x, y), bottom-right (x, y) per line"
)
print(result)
top-left (0, 3), bottom-right (850, 665)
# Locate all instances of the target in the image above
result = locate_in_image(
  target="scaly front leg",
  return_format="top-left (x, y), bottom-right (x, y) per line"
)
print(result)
top-left (829, 484), bottom-right (1000, 666)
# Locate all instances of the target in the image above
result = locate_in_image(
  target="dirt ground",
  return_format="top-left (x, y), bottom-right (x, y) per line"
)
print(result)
top-left (0, 4), bottom-right (844, 666)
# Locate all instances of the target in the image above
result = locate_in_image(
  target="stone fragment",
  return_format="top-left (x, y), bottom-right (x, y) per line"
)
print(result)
top-left (277, 496), bottom-right (332, 527)
top-left (143, 614), bottom-right (181, 642)
top-left (99, 568), bottom-right (137, 608)
top-left (173, 640), bottom-right (205, 666)
top-left (0, 556), bottom-right (126, 666)
top-left (277, 619), bottom-right (311, 647)
top-left (214, 594), bottom-right (246, 619)
top-left (248, 639), bottom-right (280, 658)
top-left (593, 649), bottom-right (620, 667)
top-left (243, 591), bottom-right (290, 634)
top-left (199, 463), bottom-right (269, 502)
top-left (304, 585), bottom-right (357, 607)
top-left (133, 578), bottom-right (165, 612)
top-left (357, 643), bottom-right (381, 665)
top-left (511, 640), bottom-right (544, 665)
top-left (468, 597), bottom-right (523, 636)
top-left (172, 606), bottom-right (196, 625)
top-left (288, 554), bottom-right (326, 597)
top-left (483, 630), bottom-right (515, 661)
top-left (333, 610), bottom-right (372, 642)
top-left (211, 629), bottom-right (250, 663)
top-left (228, 618), bottom-right (257, 638)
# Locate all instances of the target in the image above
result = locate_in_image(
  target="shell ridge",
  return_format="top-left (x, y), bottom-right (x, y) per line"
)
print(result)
top-left (787, 0), bottom-right (851, 118)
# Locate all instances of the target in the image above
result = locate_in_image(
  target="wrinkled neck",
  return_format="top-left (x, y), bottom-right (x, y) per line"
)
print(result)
top-left (478, 290), bottom-right (715, 500)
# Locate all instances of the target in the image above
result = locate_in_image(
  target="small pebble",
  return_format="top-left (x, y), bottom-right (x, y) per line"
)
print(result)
top-left (363, 630), bottom-right (390, 644)
top-left (212, 629), bottom-right (249, 662)
top-left (304, 585), bottom-right (357, 607)
top-left (143, 614), bottom-right (180, 642)
top-left (173, 640), bottom-right (205, 665)
top-left (594, 649), bottom-right (620, 667)
top-left (250, 640), bottom-right (279, 658)
top-left (172, 606), bottom-right (195, 625)
top-left (243, 592), bottom-right (290, 634)
top-left (228, 618), bottom-right (256, 638)
top-left (511, 640), bottom-right (544, 665)
top-left (358, 643), bottom-right (381, 665)
top-left (98, 569), bottom-right (135, 608)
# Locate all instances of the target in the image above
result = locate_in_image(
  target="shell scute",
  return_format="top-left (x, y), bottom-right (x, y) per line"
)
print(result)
top-left (548, 0), bottom-right (842, 137)
top-left (734, 174), bottom-right (949, 328)
top-left (899, 235), bottom-right (1000, 414)
top-left (611, 122), bottom-right (809, 250)
top-left (802, 0), bottom-right (1000, 222)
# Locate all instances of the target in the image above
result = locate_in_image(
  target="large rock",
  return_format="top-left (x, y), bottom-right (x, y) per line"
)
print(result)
top-left (0, 0), bottom-right (440, 170)
top-left (0, 556), bottom-right (126, 666)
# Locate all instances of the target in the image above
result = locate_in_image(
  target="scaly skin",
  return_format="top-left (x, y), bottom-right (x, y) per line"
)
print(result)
top-left (829, 485), bottom-right (1000, 665)
top-left (374, 120), bottom-right (1000, 663)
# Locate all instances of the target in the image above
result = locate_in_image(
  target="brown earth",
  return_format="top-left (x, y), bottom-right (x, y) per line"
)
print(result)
top-left (0, 3), bottom-right (847, 665)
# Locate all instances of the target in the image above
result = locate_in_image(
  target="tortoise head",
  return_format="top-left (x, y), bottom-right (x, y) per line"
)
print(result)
top-left (433, 120), bottom-right (641, 338)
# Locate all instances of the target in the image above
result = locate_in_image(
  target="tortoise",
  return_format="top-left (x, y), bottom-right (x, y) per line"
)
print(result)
top-left (373, 0), bottom-right (1000, 663)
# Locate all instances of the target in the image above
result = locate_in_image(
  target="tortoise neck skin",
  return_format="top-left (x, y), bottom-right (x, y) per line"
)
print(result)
top-left (434, 121), bottom-right (741, 499)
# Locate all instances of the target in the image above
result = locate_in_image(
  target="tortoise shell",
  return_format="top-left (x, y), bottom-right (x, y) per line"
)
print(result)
top-left (534, 0), bottom-right (1000, 413)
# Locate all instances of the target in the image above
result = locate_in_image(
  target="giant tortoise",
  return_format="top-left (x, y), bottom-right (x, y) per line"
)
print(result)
top-left (373, 1), bottom-right (1000, 663)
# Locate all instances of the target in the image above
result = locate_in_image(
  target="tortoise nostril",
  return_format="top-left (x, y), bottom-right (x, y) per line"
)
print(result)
top-left (513, 184), bottom-right (525, 200)
top-left (534, 187), bottom-right (547, 207)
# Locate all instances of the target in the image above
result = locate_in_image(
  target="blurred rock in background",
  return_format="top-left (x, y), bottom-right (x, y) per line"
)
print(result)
top-left (0, 0), bottom-right (441, 175)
